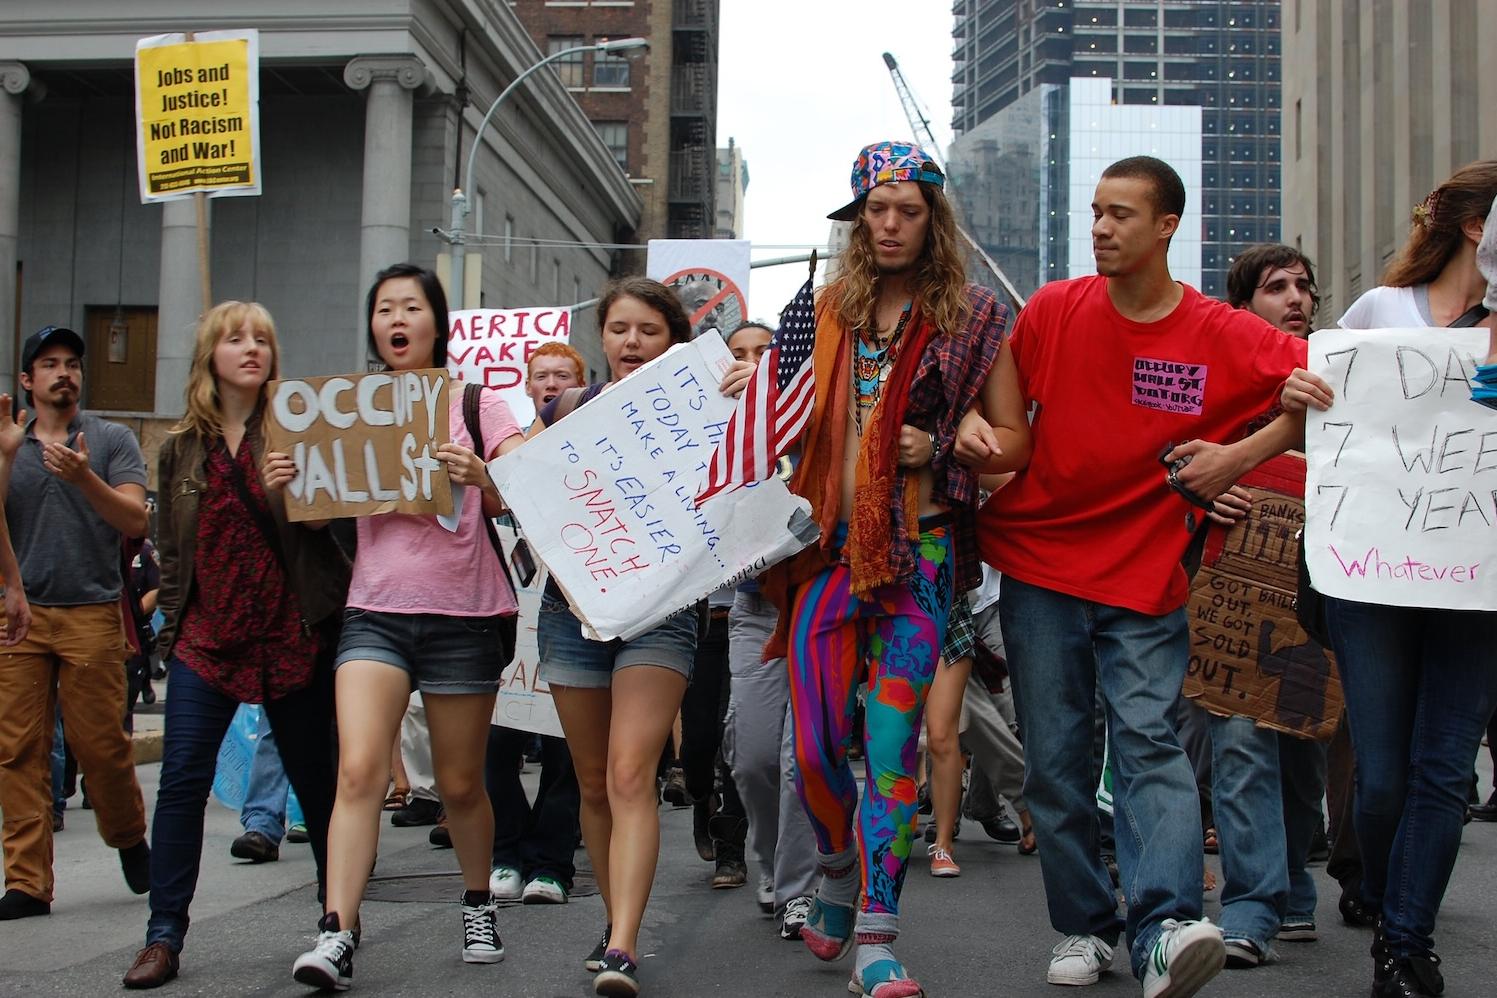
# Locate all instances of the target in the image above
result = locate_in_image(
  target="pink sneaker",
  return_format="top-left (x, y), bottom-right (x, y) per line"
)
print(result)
top-left (927, 845), bottom-right (960, 878)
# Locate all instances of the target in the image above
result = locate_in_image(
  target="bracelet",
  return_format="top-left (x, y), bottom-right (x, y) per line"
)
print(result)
top-left (928, 430), bottom-right (940, 465)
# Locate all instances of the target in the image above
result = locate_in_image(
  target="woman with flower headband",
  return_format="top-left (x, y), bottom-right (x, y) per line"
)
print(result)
top-left (1282, 160), bottom-right (1497, 998)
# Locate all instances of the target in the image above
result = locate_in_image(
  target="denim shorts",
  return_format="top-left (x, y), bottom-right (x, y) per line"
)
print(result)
top-left (535, 594), bottom-right (696, 689)
top-left (335, 608), bottom-right (506, 694)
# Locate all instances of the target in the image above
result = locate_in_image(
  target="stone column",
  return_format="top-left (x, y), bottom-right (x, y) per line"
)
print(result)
top-left (0, 62), bottom-right (29, 392)
top-left (156, 196), bottom-right (204, 416)
top-left (344, 55), bottom-right (427, 370)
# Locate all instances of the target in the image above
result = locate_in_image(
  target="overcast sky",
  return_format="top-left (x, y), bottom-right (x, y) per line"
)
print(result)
top-left (717, 2), bottom-right (954, 320)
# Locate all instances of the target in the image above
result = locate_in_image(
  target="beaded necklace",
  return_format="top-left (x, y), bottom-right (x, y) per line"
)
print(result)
top-left (851, 303), bottom-right (911, 435)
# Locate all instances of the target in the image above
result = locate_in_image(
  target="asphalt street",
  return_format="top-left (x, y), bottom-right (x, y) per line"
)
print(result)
top-left (1, 749), bottom-right (1493, 997)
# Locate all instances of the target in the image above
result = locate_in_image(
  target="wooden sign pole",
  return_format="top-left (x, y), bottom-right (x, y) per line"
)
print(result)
top-left (185, 31), bottom-right (211, 312)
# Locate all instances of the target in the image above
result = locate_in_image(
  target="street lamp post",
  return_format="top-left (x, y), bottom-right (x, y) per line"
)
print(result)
top-left (446, 37), bottom-right (648, 310)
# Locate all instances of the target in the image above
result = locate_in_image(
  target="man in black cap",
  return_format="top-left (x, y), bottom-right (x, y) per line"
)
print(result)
top-left (0, 325), bottom-right (151, 920)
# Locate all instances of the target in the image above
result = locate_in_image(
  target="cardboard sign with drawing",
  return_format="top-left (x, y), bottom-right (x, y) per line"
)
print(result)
top-left (1183, 454), bottom-right (1343, 741)
top-left (264, 369), bottom-right (453, 521)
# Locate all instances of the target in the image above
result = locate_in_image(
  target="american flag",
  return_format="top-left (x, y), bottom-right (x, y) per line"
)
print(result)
top-left (696, 278), bottom-right (818, 505)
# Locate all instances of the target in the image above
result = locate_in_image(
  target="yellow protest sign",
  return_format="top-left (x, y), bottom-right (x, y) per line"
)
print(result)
top-left (134, 30), bottom-right (261, 202)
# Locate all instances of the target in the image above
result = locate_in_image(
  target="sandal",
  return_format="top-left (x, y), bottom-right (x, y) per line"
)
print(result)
top-left (383, 786), bottom-right (410, 811)
top-left (1203, 826), bottom-right (1219, 854)
top-left (1017, 811), bottom-right (1038, 855)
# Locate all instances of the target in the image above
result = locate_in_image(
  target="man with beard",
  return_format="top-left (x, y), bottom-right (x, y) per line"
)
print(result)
top-left (1174, 244), bottom-right (1327, 968)
top-left (755, 140), bottom-right (1027, 998)
top-left (0, 325), bottom-right (151, 920)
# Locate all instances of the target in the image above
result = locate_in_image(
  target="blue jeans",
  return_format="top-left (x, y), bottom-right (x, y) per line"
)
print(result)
top-left (486, 727), bottom-right (579, 886)
top-left (1001, 577), bottom-right (1201, 978)
top-left (1207, 714), bottom-right (1287, 948)
top-left (240, 710), bottom-right (289, 844)
top-left (50, 711), bottom-right (66, 816)
top-left (1326, 597), bottom-right (1497, 960)
top-left (1277, 733), bottom-right (1326, 920)
top-left (146, 658), bottom-right (335, 953)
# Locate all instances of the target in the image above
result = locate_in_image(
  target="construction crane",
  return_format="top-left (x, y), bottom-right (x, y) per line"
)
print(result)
top-left (881, 51), bottom-right (1027, 309)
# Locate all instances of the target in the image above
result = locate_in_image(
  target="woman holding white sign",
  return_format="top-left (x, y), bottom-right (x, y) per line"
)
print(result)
top-left (529, 278), bottom-right (702, 997)
top-left (123, 301), bottom-right (349, 989)
top-left (1283, 161), bottom-right (1497, 998)
top-left (285, 264), bottom-right (525, 990)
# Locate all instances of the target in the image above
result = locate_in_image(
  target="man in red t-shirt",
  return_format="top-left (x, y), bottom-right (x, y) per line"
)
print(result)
top-left (957, 158), bottom-right (1308, 998)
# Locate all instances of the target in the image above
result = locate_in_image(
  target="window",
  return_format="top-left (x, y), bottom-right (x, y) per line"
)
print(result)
top-left (472, 190), bottom-right (485, 240)
top-left (594, 48), bottom-right (630, 87)
top-left (503, 214), bottom-right (514, 262)
top-left (553, 259), bottom-right (562, 301)
top-left (1294, 99), bottom-right (1302, 160)
top-left (595, 120), bottom-right (628, 172)
top-left (547, 36), bottom-right (585, 87)
top-left (530, 241), bottom-right (538, 283)
top-left (573, 277), bottom-right (582, 305)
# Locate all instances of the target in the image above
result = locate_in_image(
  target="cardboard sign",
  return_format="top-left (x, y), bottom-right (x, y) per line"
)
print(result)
top-left (134, 30), bottom-right (261, 201)
top-left (264, 370), bottom-right (453, 521)
top-left (1305, 327), bottom-right (1496, 610)
top-left (491, 523), bottom-right (563, 737)
top-left (489, 335), bottom-right (817, 641)
top-left (448, 307), bottom-right (574, 428)
top-left (647, 239), bottom-right (751, 340)
top-left (1183, 455), bottom-right (1343, 741)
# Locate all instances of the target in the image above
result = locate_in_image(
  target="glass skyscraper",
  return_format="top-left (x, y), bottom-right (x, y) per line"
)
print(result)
top-left (951, 0), bottom-right (1283, 296)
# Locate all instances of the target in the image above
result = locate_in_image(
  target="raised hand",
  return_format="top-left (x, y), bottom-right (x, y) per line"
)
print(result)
top-left (41, 432), bottom-right (91, 484)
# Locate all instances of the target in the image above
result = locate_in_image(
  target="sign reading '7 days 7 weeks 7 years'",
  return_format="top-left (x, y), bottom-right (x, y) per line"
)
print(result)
top-left (264, 369), bottom-right (453, 521)
top-left (1305, 327), bottom-right (1496, 610)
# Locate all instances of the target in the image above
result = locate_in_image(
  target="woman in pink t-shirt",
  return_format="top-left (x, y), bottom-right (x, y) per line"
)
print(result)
top-left (279, 264), bottom-right (525, 989)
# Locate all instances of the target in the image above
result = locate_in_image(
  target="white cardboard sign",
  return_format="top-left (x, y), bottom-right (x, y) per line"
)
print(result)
top-left (1305, 327), bottom-right (1497, 610)
top-left (447, 307), bottom-right (574, 429)
top-left (490, 335), bottom-right (816, 640)
top-left (646, 239), bottom-right (751, 341)
top-left (490, 523), bottom-right (563, 738)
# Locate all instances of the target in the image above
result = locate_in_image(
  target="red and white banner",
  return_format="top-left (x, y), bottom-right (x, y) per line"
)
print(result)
top-left (448, 307), bottom-right (573, 427)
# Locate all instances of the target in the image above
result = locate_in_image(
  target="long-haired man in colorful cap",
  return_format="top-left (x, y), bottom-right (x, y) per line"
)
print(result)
top-left (751, 140), bottom-right (1030, 997)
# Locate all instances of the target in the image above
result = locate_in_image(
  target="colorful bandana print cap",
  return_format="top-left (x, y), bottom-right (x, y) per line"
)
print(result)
top-left (827, 140), bottom-right (945, 221)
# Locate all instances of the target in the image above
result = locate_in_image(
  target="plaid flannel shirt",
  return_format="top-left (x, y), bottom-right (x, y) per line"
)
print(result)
top-left (895, 284), bottom-right (1009, 594)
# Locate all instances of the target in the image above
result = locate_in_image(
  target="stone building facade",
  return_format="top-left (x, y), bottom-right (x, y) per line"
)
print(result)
top-left (0, 1), bottom-right (641, 482)
top-left (1281, 0), bottom-right (1497, 320)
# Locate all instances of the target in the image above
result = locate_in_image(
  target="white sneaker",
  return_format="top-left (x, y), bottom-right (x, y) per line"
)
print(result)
top-left (757, 873), bottom-right (775, 914)
top-left (1048, 934), bottom-right (1115, 985)
top-left (1141, 919), bottom-right (1225, 998)
top-left (488, 865), bottom-right (523, 900)
top-left (521, 875), bottom-right (567, 904)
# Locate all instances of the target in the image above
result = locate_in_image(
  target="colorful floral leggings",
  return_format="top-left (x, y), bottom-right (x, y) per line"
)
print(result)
top-left (786, 524), bottom-right (953, 916)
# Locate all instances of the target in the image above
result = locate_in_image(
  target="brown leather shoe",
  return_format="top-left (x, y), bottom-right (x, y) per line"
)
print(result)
top-left (123, 942), bottom-right (179, 989)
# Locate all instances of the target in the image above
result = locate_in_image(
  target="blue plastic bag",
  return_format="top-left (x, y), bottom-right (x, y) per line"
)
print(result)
top-left (211, 704), bottom-right (260, 809)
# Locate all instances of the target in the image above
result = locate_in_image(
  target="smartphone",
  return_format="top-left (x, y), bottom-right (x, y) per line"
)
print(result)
top-left (510, 539), bottom-right (538, 588)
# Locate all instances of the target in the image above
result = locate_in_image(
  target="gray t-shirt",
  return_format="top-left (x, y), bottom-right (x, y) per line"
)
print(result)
top-left (6, 411), bottom-right (147, 605)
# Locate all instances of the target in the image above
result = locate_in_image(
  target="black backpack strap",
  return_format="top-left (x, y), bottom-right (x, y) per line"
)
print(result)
top-left (462, 382), bottom-right (519, 665)
top-left (1449, 303), bottom-right (1490, 328)
top-left (462, 383), bottom-right (514, 585)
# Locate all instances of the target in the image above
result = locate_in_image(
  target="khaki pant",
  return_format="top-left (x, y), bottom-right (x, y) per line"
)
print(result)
top-left (0, 603), bottom-right (146, 901)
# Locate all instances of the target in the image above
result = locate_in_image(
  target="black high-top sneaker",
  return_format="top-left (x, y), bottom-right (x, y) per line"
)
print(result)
top-left (292, 911), bottom-right (355, 991)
